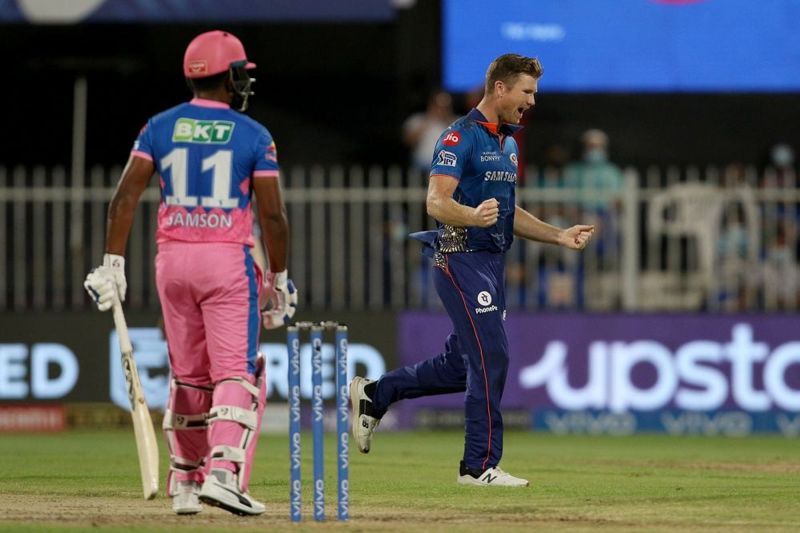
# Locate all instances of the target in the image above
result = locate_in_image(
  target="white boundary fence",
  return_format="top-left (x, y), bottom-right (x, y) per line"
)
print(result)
top-left (1, 164), bottom-right (798, 312)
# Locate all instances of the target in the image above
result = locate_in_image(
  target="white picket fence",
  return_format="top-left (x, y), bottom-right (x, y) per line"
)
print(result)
top-left (1, 164), bottom-right (798, 312)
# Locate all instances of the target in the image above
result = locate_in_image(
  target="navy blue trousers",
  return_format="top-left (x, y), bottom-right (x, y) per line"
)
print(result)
top-left (372, 251), bottom-right (508, 471)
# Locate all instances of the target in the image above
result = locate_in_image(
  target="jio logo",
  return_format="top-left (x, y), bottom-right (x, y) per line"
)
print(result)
top-left (477, 291), bottom-right (492, 306)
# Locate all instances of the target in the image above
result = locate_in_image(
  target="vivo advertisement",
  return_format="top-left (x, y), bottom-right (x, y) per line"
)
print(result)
top-left (443, 0), bottom-right (800, 92)
top-left (399, 313), bottom-right (800, 436)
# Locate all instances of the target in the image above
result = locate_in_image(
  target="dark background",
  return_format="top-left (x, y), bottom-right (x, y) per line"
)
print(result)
top-left (1, 0), bottom-right (798, 170)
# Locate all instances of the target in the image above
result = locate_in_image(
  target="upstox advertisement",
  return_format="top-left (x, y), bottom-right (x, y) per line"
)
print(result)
top-left (399, 313), bottom-right (800, 436)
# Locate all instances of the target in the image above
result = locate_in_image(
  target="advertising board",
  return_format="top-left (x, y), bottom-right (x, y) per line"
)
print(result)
top-left (398, 313), bottom-right (800, 435)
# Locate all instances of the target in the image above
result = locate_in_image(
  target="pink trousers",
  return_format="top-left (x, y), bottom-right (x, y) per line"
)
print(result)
top-left (156, 241), bottom-right (264, 490)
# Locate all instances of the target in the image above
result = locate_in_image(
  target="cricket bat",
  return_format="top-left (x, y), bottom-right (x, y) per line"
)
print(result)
top-left (112, 298), bottom-right (159, 500)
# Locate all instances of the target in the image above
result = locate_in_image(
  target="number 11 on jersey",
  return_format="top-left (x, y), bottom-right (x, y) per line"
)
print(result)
top-left (161, 147), bottom-right (238, 208)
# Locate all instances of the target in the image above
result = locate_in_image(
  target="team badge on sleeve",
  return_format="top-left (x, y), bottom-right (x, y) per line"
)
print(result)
top-left (266, 141), bottom-right (278, 162)
top-left (436, 150), bottom-right (458, 167)
top-left (510, 153), bottom-right (518, 167)
top-left (443, 131), bottom-right (461, 146)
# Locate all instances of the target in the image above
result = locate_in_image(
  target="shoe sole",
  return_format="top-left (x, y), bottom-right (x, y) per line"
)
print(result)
top-left (199, 484), bottom-right (265, 516)
top-left (349, 377), bottom-right (369, 454)
top-left (173, 506), bottom-right (202, 515)
top-left (457, 475), bottom-right (529, 487)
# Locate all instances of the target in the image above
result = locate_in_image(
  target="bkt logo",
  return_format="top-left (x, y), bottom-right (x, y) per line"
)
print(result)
top-left (519, 323), bottom-right (800, 412)
top-left (172, 118), bottom-right (235, 144)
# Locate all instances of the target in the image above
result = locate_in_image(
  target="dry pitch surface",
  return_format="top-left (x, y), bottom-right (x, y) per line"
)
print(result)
top-left (1, 429), bottom-right (798, 531)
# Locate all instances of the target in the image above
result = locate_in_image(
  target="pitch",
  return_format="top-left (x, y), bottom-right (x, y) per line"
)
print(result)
top-left (1, 429), bottom-right (798, 531)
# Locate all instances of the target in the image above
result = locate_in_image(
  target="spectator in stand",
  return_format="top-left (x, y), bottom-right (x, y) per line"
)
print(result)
top-left (761, 143), bottom-right (796, 189)
top-left (403, 90), bottom-right (457, 173)
top-left (716, 203), bottom-right (755, 311)
top-left (563, 129), bottom-right (623, 305)
top-left (761, 219), bottom-right (800, 310)
top-left (563, 129), bottom-right (624, 216)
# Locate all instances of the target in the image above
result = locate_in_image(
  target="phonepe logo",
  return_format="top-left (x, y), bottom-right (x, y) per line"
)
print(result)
top-left (0, 343), bottom-right (79, 400)
top-left (108, 328), bottom-right (386, 409)
top-left (519, 323), bottom-right (800, 412)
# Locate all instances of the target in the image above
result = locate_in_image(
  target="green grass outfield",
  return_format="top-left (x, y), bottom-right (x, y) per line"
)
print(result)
top-left (1, 429), bottom-right (798, 531)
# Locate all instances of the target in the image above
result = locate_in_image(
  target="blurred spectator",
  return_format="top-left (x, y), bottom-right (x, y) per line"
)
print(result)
top-left (715, 203), bottom-right (757, 311)
top-left (761, 143), bottom-right (796, 188)
top-left (563, 129), bottom-right (624, 300)
top-left (717, 204), bottom-right (751, 260)
top-left (536, 143), bottom-right (569, 187)
top-left (722, 160), bottom-right (754, 187)
top-left (760, 219), bottom-right (800, 310)
top-left (563, 129), bottom-right (624, 212)
top-left (403, 90), bottom-right (456, 172)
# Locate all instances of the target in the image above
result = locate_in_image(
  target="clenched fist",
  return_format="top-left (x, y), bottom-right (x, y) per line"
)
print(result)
top-left (472, 198), bottom-right (499, 227)
top-left (559, 224), bottom-right (595, 250)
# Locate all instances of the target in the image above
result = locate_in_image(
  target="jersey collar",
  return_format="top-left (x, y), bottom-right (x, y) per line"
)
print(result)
top-left (190, 98), bottom-right (231, 109)
top-left (467, 108), bottom-right (523, 136)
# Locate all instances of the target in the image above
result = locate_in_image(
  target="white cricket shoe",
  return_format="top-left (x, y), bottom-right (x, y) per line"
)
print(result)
top-left (172, 480), bottom-right (202, 515)
top-left (457, 465), bottom-right (530, 487)
top-left (199, 469), bottom-right (266, 516)
top-left (350, 376), bottom-right (380, 453)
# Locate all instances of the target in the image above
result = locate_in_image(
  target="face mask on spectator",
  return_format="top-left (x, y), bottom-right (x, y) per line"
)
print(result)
top-left (584, 148), bottom-right (607, 164)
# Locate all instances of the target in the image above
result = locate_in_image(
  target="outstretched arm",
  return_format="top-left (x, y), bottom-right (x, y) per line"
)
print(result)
top-left (513, 205), bottom-right (595, 250)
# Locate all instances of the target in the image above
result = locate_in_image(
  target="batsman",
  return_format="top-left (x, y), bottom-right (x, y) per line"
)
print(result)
top-left (84, 30), bottom-right (296, 515)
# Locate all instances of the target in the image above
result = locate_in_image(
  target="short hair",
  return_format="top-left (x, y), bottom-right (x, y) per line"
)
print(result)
top-left (485, 54), bottom-right (543, 94)
top-left (187, 71), bottom-right (228, 92)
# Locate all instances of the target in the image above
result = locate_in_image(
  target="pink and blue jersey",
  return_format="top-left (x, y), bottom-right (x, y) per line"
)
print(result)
top-left (131, 98), bottom-right (279, 246)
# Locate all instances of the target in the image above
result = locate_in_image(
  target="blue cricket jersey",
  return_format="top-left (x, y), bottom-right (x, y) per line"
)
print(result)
top-left (423, 108), bottom-right (522, 254)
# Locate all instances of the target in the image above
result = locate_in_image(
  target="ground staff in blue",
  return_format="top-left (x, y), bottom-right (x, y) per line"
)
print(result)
top-left (350, 54), bottom-right (595, 487)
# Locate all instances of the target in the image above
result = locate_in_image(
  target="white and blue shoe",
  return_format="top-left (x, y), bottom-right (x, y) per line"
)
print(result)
top-left (199, 469), bottom-right (265, 516)
top-left (457, 462), bottom-right (529, 487)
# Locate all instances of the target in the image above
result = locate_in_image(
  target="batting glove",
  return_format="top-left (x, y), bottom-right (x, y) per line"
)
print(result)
top-left (261, 270), bottom-right (297, 329)
top-left (84, 253), bottom-right (127, 311)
